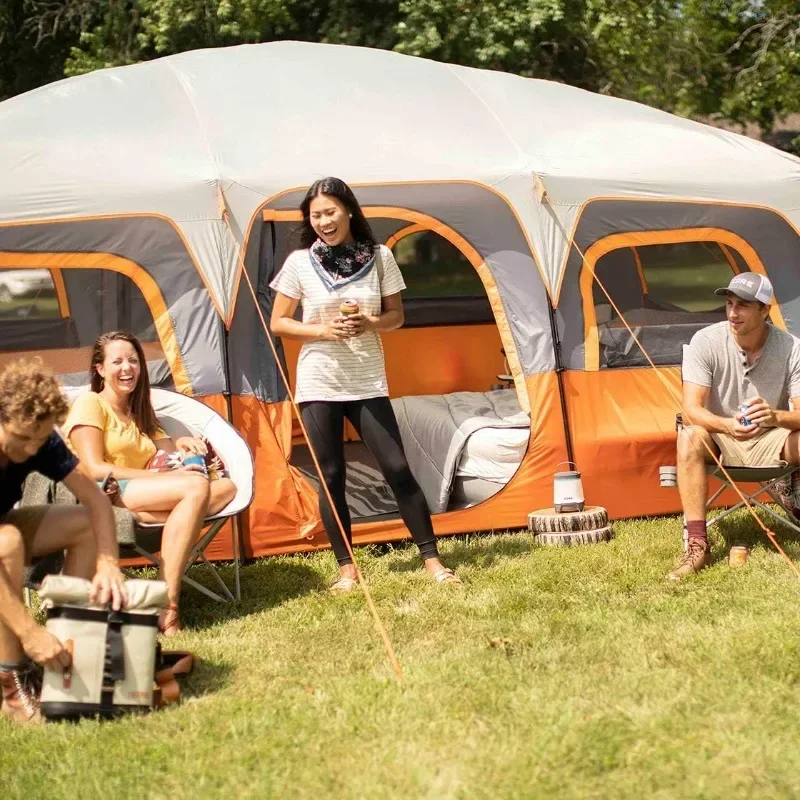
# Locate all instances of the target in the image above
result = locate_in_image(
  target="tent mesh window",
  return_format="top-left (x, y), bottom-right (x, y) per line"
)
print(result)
top-left (593, 242), bottom-right (735, 368)
top-left (0, 267), bottom-right (171, 388)
top-left (391, 230), bottom-right (493, 327)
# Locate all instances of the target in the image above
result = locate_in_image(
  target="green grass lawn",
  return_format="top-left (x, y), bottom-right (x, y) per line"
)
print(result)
top-left (5, 511), bottom-right (800, 799)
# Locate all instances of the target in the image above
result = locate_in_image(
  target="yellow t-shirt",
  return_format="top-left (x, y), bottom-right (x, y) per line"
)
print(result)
top-left (63, 392), bottom-right (167, 470)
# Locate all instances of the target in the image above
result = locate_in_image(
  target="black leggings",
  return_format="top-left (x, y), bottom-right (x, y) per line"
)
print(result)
top-left (300, 397), bottom-right (439, 566)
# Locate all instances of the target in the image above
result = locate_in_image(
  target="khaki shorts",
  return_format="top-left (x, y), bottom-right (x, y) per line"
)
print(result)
top-left (0, 506), bottom-right (51, 564)
top-left (711, 427), bottom-right (793, 467)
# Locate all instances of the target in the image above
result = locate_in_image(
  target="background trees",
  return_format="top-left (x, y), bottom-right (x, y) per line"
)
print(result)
top-left (1, 0), bottom-right (798, 150)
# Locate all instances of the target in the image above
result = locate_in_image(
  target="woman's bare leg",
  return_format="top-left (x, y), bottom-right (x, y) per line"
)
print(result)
top-left (208, 478), bottom-right (236, 515)
top-left (118, 474), bottom-right (211, 612)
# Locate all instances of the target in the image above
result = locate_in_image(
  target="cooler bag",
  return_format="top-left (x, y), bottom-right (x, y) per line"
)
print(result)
top-left (38, 575), bottom-right (170, 719)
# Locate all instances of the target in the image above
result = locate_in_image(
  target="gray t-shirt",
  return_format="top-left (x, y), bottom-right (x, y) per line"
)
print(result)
top-left (683, 321), bottom-right (800, 418)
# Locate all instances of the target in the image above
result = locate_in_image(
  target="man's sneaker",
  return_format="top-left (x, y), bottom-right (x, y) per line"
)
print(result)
top-left (771, 473), bottom-right (797, 510)
top-left (789, 470), bottom-right (800, 509)
top-left (1, 661), bottom-right (43, 724)
top-left (667, 538), bottom-right (711, 581)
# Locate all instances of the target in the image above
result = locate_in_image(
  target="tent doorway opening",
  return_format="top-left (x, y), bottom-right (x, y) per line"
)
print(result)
top-left (289, 226), bottom-right (530, 523)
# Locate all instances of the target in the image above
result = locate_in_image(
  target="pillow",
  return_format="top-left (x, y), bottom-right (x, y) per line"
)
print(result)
top-left (147, 440), bottom-right (229, 481)
top-left (203, 439), bottom-right (229, 482)
top-left (148, 450), bottom-right (183, 472)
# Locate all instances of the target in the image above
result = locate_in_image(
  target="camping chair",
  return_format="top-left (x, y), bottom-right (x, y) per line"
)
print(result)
top-left (660, 344), bottom-right (800, 540)
top-left (30, 386), bottom-right (254, 602)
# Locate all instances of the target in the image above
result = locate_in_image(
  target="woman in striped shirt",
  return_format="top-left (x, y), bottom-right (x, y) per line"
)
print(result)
top-left (270, 177), bottom-right (460, 592)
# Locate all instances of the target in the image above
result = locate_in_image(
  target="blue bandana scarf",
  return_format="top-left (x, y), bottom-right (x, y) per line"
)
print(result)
top-left (309, 239), bottom-right (375, 291)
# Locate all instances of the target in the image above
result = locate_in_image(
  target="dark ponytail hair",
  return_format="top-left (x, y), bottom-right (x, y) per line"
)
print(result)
top-left (295, 177), bottom-right (376, 249)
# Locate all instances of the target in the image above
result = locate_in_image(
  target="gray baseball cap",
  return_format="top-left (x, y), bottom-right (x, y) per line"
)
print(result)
top-left (714, 272), bottom-right (773, 304)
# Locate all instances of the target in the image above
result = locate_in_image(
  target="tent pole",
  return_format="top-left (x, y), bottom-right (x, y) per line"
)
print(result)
top-left (546, 296), bottom-right (575, 466)
top-left (221, 320), bottom-right (242, 601)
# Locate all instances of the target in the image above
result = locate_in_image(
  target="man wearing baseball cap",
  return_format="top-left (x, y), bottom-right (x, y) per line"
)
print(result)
top-left (672, 271), bottom-right (800, 579)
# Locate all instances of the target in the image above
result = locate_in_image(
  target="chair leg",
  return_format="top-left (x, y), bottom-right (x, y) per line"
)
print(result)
top-left (232, 515), bottom-right (242, 603)
top-left (132, 517), bottom-right (242, 604)
top-left (749, 499), bottom-right (800, 536)
top-left (179, 572), bottom-right (232, 603)
top-left (181, 520), bottom-right (237, 603)
top-left (706, 472), bottom-right (800, 534)
top-left (195, 551), bottom-right (236, 602)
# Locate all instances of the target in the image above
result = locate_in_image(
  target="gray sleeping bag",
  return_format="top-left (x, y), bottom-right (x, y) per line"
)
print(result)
top-left (390, 390), bottom-right (530, 514)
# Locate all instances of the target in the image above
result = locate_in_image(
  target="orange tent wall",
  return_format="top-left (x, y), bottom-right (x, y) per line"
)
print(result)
top-left (562, 369), bottom-right (752, 519)
top-left (563, 368), bottom-right (683, 518)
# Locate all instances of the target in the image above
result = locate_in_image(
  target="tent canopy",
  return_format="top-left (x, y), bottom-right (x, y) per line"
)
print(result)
top-left (2, 40), bottom-right (799, 310)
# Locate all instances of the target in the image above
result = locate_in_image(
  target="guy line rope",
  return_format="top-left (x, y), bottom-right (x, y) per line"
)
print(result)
top-left (219, 193), bottom-right (404, 680)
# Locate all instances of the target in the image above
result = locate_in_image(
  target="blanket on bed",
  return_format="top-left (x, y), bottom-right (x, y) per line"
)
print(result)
top-left (390, 390), bottom-right (530, 514)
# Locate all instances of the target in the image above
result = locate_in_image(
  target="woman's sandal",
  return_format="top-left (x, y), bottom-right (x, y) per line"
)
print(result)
top-left (432, 567), bottom-right (462, 585)
top-left (158, 605), bottom-right (183, 637)
top-left (328, 576), bottom-right (359, 594)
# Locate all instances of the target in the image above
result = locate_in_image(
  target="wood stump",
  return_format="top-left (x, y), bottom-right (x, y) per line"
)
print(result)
top-left (528, 506), bottom-right (613, 547)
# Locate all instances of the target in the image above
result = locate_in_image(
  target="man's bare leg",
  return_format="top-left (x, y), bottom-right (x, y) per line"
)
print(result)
top-left (29, 506), bottom-right (96, 580)
top-left (781, 431), bottom-right (800, 466)
top-left (678, 425), bottom-right (717, 520)
top-left (0, 507), bottom-right (95, 666)
top-left (0, 526), bottom-right (27, 665)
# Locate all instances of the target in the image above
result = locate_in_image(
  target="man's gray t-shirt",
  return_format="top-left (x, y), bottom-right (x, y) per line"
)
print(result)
top-left (683, 321), bottom-right (800, 417)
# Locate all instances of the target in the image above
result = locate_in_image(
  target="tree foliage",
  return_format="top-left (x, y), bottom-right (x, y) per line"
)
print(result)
top-left (1, 0), bottom-right (798, 144)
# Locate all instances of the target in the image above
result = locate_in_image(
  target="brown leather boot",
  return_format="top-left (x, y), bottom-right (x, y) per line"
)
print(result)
top-left (668, 538), bottom-right (711, 581)
top-left (1, 662), bottom-right (43, 725)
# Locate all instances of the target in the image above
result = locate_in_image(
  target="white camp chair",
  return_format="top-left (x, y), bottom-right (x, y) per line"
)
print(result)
top-left (661, 344), bottom-right (800, 539)
top-left (63, 386), bottom-right (254, 602)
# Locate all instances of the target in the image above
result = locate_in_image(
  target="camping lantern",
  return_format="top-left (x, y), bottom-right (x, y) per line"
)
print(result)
top-left (553, 463), bottom-right (585, 513)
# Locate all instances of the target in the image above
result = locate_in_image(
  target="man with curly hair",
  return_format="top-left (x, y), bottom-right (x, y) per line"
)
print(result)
top-left (0, 359), bottom-right (126, 724)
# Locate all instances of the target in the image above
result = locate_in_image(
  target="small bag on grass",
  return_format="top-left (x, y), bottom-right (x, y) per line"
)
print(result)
top-left (37, 575), bottom-right (192, 721)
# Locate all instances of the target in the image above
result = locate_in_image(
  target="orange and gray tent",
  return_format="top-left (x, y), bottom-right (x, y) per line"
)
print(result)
top-left (1, 41), bottom-right (799, 558)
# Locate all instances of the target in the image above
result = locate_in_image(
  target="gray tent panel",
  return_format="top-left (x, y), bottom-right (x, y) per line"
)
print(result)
top-left (0, 217), bottom-right (226, 395)
top-left (558, 200), bottom-right (800, 369)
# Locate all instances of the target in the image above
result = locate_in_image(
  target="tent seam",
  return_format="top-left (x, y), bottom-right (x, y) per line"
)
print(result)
top-left (444, 65), bottom-right (534, 173)
top-left (161, 60), bottom-right (232, 315)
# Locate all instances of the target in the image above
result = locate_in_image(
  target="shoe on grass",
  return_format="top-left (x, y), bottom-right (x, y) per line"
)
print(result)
top-left (328, 576), bottom-right (359, 594)
top-left (432, 567), bottom-right (462, 585)
top-left (1, 661), bottom-right (43, 725)
top-left (667, 538), bottom-right (710, 581)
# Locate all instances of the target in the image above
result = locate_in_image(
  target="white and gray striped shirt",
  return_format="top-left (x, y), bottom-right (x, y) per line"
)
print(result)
top-left (270, 244), bottom-right (406, 403)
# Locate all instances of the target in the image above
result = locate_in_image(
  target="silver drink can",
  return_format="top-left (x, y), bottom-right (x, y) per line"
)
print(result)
top-left (739, 403), bottom-right (752, 426)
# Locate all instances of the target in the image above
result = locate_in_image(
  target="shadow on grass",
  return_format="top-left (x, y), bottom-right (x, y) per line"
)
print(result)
top-left (178, 657), bottom-right (236, 700)
top-left (710, 503), bottom-right (800, 557)
top-left (387, 530), bottom-right (533, 574)
top-left (172, 559), bottom-right (326, 632)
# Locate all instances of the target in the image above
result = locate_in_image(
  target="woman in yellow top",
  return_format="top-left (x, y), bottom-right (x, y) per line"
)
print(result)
top-left (63, 331), bottom-right (236, 635)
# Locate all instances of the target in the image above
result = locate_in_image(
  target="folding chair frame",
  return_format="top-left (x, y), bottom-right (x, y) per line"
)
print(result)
top-left (672, 412), bottom-right (800, 544)
top-left (704, 464), bottom-right (800, 536)
top-left (126, 514), bottom-right (240, 603)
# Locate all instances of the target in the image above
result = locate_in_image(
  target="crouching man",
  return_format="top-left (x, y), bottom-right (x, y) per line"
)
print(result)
top-left (672, 272), bottom-right (800, 580)
top-left (0, 360), bottom-right (126, 724)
